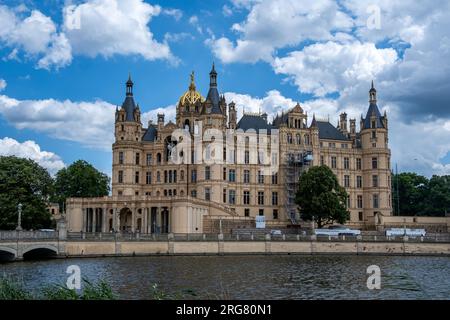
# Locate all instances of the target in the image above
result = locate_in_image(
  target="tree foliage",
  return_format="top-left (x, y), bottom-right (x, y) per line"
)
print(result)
top-left (54, 160), bottom-right (110, 206)
top-left (0, 156), bottom-right (53, 230)
top-left (392, 172), bottom-right (450, 216)
top-left (295, 165), bottom-right (350, 228)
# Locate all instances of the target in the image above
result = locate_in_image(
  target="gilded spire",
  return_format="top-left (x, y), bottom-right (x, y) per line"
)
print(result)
top-left (189, 71), bottom-right (196, 91)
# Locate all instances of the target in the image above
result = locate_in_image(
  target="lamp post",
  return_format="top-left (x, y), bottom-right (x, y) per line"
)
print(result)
top-left (16, 203), bottom-right (23, 231)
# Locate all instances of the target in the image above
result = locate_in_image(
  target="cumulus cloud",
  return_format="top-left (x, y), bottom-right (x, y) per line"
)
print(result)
top-left (0, 94), bottom-right (116, 150)
top-left (0, 137), bottom-right (65, 175)
top-left (0, 0), bottom-right (177, 69)
top-left (0, 5), bottom-right (70, 69)
top-left (63, 0), bottom-right (173, 62)
top-left (209, 0), bottom-right (354, 63)
top-left (0, 79), bottom-right (6, 91)
top-left (273, 41), bottom-right (398, 97)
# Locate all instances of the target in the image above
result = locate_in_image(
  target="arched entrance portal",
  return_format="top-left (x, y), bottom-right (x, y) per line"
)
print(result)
top-left (119, 208), bottom-right (133, 232)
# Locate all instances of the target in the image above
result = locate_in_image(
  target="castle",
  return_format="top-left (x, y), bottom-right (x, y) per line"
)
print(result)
top-left (66, 64), bottom-right (392, 234)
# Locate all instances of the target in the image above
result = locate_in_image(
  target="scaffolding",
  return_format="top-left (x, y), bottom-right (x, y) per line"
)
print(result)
top-left (284, 151), bottom-right (313, 225)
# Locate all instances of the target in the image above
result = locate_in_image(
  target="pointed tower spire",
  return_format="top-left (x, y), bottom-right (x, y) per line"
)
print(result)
top-left (209, 62), bottom-right (217, 88)
top-left (369, 80), bottom-right (377, 103)
top-left (126, 73), bottom-right (133, 97)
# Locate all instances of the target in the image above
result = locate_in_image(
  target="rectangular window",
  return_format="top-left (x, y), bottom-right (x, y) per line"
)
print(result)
top-left (244, 151), bottom-right (250, 164)
top-left (229, 169), bottom-right (236, 182)
top-left (331, 156), bottom-right (337, 169)
top-left (356, 176), bottom-right (362, 188)
top-left (244, 208), bottom-right (250, 217)
top-left (157, 171), bottom-right (160, 182)
top-left (344, 175), bottom-right (350, 188)
top-left (243, 191), bottom-right (250, 205)
top-left (358, 212), bottom-right (363, 221)
top-left (146, 171), bottom-right (151, 185)
top-left (191, 190), bottom-right (197, 198)
top-left (347, 195), bottom-right (351, 208)
top-left (258, 170), bottom-right (264, 184)
top-left (119, 152), bottom-right (124, 165)
top-left (320, 155), bottom-right (324, 166)
top-left (272, 192), bottom-right (278, 205)
top-left (205, 166), bottom-right (211, 180)
top-left (373, 194), bottom-right (379, 209)
top-left (372, 131), bottom-right (377, 139)
top-left (329, 142), bottom-right (336, 148)
top-left (164, 170), bottom-right (168, 183)
top-left (272, 173), bottom-right (278, 184)
top-left (191, 170), bottom-right (197, 183)
top-left (341, 143), bottom-right (348, 149)
top-left (372, 157), bottom-right (378, 169)
top-left (357, 195), bottom-right (363, 209)
top-left (259, 209), bottom-right (264, 216)
top-left (273, 209), bottom-right (278, 219)
top-left (372, 175), bottom-right (378, 187)
top-left (356, 158), bottom-right (362, 170)
top-left (223, 167), bottom-right (227, 180)
top-left (223, 189), bottom-right (227, 203)
top-left (258, 191), bottom-right (264, 205)
top-left (229, 190), bottom-right (236, 204)
top-left (344, 157), bottom-right (350, 169)
top-left (146, 153), bottom-right (152, 166)
top-left (205, 188), bottom-right (211, 201)
top-left (118, 170), bottom-right (123, 183)
top-left (135, 153), bottom-right (140, 165)
top-left (135, 171), bottom-right (139, 184)
top-left (244, 170), bottom-right (250, 184)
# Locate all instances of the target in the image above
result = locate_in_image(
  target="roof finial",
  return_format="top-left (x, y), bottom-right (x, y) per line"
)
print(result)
top-left (189, 71), bottom-right (196, 90)
top-left (371, 79), bottom-right (374, 89)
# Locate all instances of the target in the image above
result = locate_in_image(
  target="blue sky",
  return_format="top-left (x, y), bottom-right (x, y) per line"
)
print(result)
top-left (0, 0), bottom-right (449, 177)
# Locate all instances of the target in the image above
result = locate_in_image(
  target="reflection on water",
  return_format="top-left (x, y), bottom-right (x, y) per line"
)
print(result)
top-left (1, 255), bottom-right (449, 299)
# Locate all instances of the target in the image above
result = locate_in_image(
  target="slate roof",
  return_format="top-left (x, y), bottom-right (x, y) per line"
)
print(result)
top-left (316, 121), bottom-right (349, 141)
top-left (205, 87), bottom-right (222, 114)
top-left (122, 96), bottom-right (136, 122)
top-left (237, 114), bottom-right (274, 131)
top-left (142, 126), bottom-right (157, 141)
top-left (362, 102), bottom-right (385, 129)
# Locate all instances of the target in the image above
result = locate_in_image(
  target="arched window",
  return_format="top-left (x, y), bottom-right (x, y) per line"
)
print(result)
top-left (287, 134), bottom-right (292, 144)
top-left (304, 134), bottom-right (310, 145)
top-left (184, 119), bottom-right (190, 132)
top-left (296, 134), bottom-right (301, 144)
top-left (157, 153), bottom-right (161, 164)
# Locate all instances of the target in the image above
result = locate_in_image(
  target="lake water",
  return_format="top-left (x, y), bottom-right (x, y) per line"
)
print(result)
top-left (1, 255), bottom-right (449, 299)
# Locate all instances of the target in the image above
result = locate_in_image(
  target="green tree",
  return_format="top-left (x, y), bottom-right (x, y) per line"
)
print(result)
top-left (426, 175), bottom-right (450, 216)
top-left (0, 156), bottom-right (53, 230)
top-left (392, 172), bottom-right (428, 216)
top-left (54, 160), bottom-right (110, 208)
top-left (295, 165), bottom-right (350, 228)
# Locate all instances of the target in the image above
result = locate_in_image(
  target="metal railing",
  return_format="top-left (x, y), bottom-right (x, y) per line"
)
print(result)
top-left (0, 230), bottom-right (58, 240)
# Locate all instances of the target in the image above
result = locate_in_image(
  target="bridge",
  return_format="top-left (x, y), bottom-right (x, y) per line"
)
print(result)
top-left (1, 230), bottom-right (449, 261)
top-left (0, 231), bottom-right (63, 262)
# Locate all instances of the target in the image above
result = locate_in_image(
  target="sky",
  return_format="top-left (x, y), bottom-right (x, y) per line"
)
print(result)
top-left (0, 0), bottom-right (449, 177)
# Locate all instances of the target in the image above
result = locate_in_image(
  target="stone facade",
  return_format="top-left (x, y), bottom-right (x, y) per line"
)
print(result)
top-left (66, 65), bottom-right (393, 234)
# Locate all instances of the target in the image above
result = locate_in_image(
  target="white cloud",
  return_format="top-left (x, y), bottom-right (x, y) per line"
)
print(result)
top-left (0, 5), bottom-right (70, 69)
top-left (0, 137), bottom-right (65, 175)
top-left (273, 41), bottom-right (398, 97)
top-left (0, 79), bottom-right (6, 91)
top-left (209, 0), bottom-right (354, 63)
top-left (63, 0), bottom-right (173, 62)
top-left (0, 94), bottom-right (116, 150)
top-left (222, 5), bottom-right (233, 17)
top-left (142, 105), bottom-right (176, 126)
top-left (162, 8), bottom-right (183, 21)
top-left (189, 15), bottom-right (203, 34)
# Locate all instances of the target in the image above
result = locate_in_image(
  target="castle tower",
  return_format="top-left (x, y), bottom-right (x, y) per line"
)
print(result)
top-left (360, 81), bottom-right (392, 221)
top-left (203, 63), bottom-right (227, 129)
top-left (228, 101), bottom-right (237, 129)
top-left (112, 74), bottom-right (143, 197)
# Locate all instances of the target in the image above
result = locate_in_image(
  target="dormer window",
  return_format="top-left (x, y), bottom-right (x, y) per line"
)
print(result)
top-left (371, 120), bottom-right (376, 128)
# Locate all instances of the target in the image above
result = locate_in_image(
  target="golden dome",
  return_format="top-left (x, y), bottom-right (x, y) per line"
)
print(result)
top-left (179, 71), bottom-right (204, 105)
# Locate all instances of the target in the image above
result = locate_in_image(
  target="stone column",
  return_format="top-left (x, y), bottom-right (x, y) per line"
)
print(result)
top-left (92, 208), bottom-right (97, 233)
top-left (131, 207), bottom-right (136, 233)
top-left (143, 207), bottom-right (148, 234)
top-left (113, 206), bottom-right (118, 232)
top-left (102, 205), bottom-right (107, 233)
top-left (82, 208), bottom-right (87, 233)
top-left (157, 206), bottom-right (161, 234)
